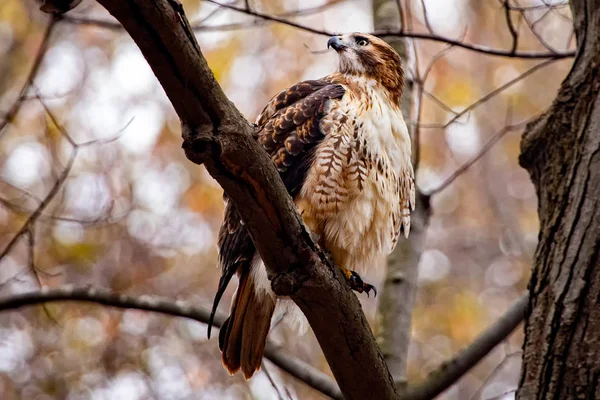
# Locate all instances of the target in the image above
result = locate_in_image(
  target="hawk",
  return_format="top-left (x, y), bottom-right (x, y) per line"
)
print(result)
top-left (209, 33), bottom-right (415, 379)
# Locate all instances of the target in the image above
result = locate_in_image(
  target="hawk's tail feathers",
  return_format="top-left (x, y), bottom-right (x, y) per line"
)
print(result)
top-left (218, 270), bottom-right (275, 380)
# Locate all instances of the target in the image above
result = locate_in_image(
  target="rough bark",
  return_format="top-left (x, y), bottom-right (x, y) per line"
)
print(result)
top-left (90, 1), bottom-right (399, 399)
top-left (373, 0), bottom-right (431, 386)
top-left (517, 1), bottom-right (600, 399)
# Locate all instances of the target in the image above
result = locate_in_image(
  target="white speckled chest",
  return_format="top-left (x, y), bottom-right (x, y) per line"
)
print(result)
top-left (296, 80), bottom-right (413, 271)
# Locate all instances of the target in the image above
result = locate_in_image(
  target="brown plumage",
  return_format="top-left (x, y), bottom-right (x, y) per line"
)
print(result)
top-left (209, 33), bottom-right (415, 379)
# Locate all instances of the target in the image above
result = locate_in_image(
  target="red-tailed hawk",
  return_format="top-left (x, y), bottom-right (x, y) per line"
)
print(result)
top-left (209, 33), bottom-right (415, 379)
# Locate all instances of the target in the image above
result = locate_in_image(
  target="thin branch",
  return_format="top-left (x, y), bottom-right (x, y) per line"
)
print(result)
top-left (0, 286), bottom-right (343, 400)
top-left (468, 350), bottom-right (522, 400)
top-left (0, 195), bottom-right (122, 226)
top-left (204, 0), bottom-right (575, 59)
top-left (502, 0), bottom-right (519, 53)
top-left (425, 117), bottom-right (531, 197)
top-left (401, 294), bottom-right (528, 400)
top-left (420, 58), bottom-right (559, 130)
top-left (515, 2), bottom-right (561, 54)
top-left (395, 0), bottom-right (405, 32)
top-left (62, 0), bottom-right (344, 32)
top-left (0, 92), bottom-right (123, 261)
top-left (417, 86), bottom-right (460, 116)
top-left (486, 389), bottom-right (517, 400)
top-left (0, 17), bottom-right (57, 136)
top-left (0, 149), bottom-right (77, 261)
top-left (384, 29), bottom-right (574, 59)
top-left (262, 362), bottom-right (286, 400)
top-left (412, 36), bottom-right (464, 169)
top-left (506, 1), bottom-right (568, 11)
top-left (61, 0), bottom-right (575, 60)
top-left (26, 227), bottom-right (43, 286)
top-left (419, 0), bottom-right (437, 35)
top-left (264, 343), bottom-right (343, 400)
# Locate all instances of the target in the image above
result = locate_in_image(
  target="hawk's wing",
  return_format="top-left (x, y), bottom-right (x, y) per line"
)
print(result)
top-left (257, 80), bottom-right (346, 196)
top-left (207, 79), bottom-right (346, 337)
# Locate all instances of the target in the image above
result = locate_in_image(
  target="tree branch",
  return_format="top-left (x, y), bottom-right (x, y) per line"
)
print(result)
top-left (419, 57), bottom-right (561, 130)
top-left (91, 1), bottom-right (398, 398)
top-left (61, 0), bottom-right (575, 60)
top-left (201, 0), bottom-right (574, 59)
top-left (0, 286), bottom-right (343, 400)
top-left (425, 117), bottom-right (533, 197)
top-left (62, 0), bottom-right (343, 32)
top-left (0, 17), bottom-right (57, 137)
top-left (401, 294), bottom-right (528, 400)
top-left (0, 140), bottom-right (77, 261)
top-left (373, 0), bottom-right (431, 388)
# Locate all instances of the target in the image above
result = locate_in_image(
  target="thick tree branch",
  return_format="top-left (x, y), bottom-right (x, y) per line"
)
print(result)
top-left (0, 286), bottom-right (342, 400)
top-left (92, 1), bottom-right (398, 398)
top-left (401, 294), bottom-right (528, 400)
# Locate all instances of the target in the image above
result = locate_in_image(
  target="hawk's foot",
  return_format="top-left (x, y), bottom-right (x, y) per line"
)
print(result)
top-left (346, 270), bottom-right (377, 298)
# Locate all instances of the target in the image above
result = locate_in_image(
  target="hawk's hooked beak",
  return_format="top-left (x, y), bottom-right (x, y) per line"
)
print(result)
top-left (327, 36), bottom-right (346, 51)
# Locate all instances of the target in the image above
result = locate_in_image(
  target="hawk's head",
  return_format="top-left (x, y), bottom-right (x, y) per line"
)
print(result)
top-left (328, 33), bottom-right (403, 101)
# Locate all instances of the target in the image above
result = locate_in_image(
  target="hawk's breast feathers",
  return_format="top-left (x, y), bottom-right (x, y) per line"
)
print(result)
top-left (256, 73), bottom-right (415, 268)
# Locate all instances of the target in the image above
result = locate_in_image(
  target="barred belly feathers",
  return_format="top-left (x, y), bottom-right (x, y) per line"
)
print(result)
top-left (208, 33), bottom-right (415, 379)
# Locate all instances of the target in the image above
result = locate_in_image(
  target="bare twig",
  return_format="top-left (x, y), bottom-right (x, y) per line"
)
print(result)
top-left (262, 362), bottom-right (286, 400)
top-left (502, 0), bottom-right (519, 53)
top-left (0, 93), bottom-right (124, 261)
top-left (26, 227), bottom-right (43, 286)
top-left (0, 149), bottom-right (77, 261)
top-left (0, 194), bottom-right (122, 226)
top-left (61, 0), bottom-right (576, 60)
top-left (0, 18), bottom-right (57, 136)
top-left (486, 389), bottom-right (517, 400)
top-left (514, 2), bottom-right (561, 54)
top-left (264, 343), bottom-right (343, 400)
top-left (425, 117), bottom-right (532, 197)
top-left (412, 34), bottom-right (465, 169)
top-left (62, 0), bottom-right (343, 32)
top-left (420, 58), bottom-right (560, 129)
top-left (468, 350), bottom-right (522, 400)
top-left (0, 286), bottom-right (343, 400)
top-left (205, 0), bottom-right (575, 59)
top-left (418, 87), bottom-right (460, 116)
top-left (505, 1), bottom-right (568, 11)
top-left (419, 0), bottom-right (437, 35)
top-left (401, 294), bottom-right (528, 400)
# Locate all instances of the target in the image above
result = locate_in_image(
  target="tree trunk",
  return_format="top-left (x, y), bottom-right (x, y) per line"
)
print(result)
top-left (372, 0), bottom-right (432, 386)
top-left (517, 1), bottom-right (600, 398)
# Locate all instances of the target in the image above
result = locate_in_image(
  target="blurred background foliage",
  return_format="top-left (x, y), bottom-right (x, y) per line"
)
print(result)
top-left (0, 0), bottom-right (573, 399)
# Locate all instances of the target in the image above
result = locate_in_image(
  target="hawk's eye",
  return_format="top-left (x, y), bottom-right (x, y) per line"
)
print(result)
top-left (356, 38), bottom-right (369, 46)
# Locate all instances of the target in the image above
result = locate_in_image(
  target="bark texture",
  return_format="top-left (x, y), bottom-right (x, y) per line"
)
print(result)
top-left (518, 1), bottom-right (600, 398)
top-left (91, 1), bottom-right (399, 399)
